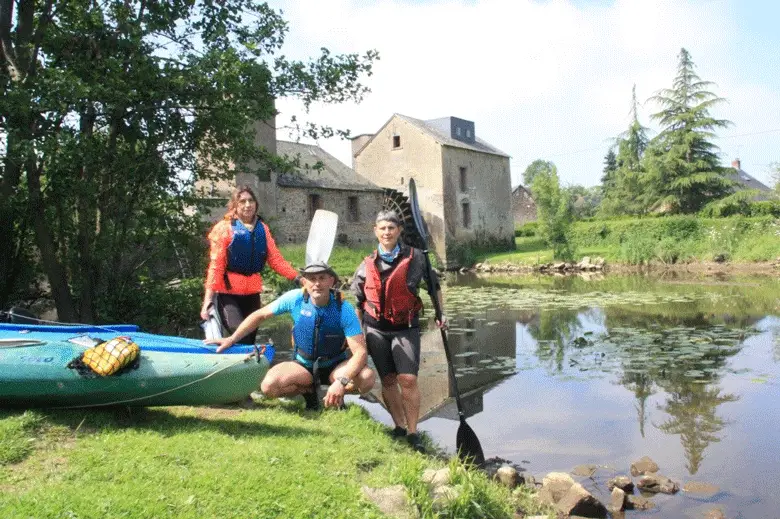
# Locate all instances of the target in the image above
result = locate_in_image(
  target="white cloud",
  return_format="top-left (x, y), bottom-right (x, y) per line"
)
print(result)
top-left (273, 0), bottom-right (779, 187)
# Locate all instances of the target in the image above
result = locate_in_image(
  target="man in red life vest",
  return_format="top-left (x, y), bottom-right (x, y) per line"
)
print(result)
top-left (351, 210), bottom-right (446, 453)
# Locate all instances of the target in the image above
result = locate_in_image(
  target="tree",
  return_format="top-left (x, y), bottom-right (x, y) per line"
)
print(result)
top-left (1, 1), bottom-right (377, 320)
top-left (522, 159), bottom-right (555, 187)
top-left (600, 85), bottom-right (650, 216)
top-left (643, 48), bottom-right (733, 214)
top-left (601, 149), bottom-right (617, 190)
top-left (530, 162), bottom-right (575, 260)
top-left (771, 162), bottom-right (780, 197)
top-left (565, 184), bottom-right (602, 219)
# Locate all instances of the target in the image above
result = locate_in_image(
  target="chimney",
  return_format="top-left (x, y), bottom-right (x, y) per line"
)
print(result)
top-left (731, 158), bottom-right (741, 170)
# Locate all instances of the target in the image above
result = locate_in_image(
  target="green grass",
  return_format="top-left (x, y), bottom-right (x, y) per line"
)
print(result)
top-left (0, 404), bottom-right (551, 519)
top-left (487, 216), bottom-right (780, 266)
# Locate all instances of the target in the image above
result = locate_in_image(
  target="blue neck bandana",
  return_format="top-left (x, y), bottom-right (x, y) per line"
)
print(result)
top-left (378, 243), bottom-right (400, 263)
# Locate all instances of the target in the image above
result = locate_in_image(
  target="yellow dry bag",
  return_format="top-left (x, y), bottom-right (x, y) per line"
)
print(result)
top-left (82, 336), bottom-right (140, 376)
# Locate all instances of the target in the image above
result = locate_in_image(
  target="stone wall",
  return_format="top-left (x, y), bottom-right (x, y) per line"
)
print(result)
top-left (270, 187), bottom-right (383, 246)
top-left (441, 146), bottom-right (515, 257)
top-left (512, 185), bottom-right (537, 224)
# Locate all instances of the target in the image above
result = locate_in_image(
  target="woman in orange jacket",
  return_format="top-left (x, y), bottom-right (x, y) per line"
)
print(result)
top-left (200, 186), bottom-right (299, 344)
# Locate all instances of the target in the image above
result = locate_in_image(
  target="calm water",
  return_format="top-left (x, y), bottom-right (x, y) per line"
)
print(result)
top-left (349, 273), bottom-right (780, 519)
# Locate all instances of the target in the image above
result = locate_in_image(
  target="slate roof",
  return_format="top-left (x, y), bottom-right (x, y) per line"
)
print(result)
top-left (353, 114), bottom-right (510, 158)
top-left (728, 167), bottom-right (771, 193)
top-left (397, 114), bottom-right (510, 158)
top-left (275, 141), bottom-right (382, 192)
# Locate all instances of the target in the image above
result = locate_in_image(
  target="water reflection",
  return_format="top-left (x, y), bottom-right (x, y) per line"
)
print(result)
top-left (407, 273), bottom-right (780, 517)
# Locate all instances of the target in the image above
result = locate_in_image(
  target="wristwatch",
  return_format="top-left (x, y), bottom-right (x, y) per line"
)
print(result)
top-left (338, 376), bottom-right (351, 387)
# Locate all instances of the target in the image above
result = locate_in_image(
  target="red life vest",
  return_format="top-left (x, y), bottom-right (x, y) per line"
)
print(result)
top-left (363, 248), bottom-right (423, 326)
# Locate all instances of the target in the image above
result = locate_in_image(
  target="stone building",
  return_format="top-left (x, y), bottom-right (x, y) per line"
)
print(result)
top-left (196, 113), bottom-right (383, 246)
top-left (352, 114), bottom-right (515, 267)
top-left (271, 141), bottom-right (384, 246)
top-left (511, 184), bottom-right (537, 225)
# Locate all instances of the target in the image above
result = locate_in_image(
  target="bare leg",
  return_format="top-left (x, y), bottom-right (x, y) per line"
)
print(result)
top-left (331, 363), bottom-right (376, 394)
top-left (381, 373), bottom-right (407, 429)
top-left (397, 374), bottom-right (420, 434)
top-left (260, 362), bottom-right (314, 398)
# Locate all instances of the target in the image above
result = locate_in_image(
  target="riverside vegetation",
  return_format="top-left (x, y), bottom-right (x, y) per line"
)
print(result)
top-left (481, 216), bottom-right (780, 269)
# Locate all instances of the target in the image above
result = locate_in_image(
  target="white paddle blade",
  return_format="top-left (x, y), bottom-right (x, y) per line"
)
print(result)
top-left (305, 210), bottom-right (339, 265)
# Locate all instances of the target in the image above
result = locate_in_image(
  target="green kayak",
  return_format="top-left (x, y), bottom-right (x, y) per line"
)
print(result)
top-left (0, 337), bottom-right (269, 408)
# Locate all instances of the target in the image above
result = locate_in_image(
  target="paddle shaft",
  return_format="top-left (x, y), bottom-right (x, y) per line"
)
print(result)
top-left (420, 250), bottom-right (467, 419)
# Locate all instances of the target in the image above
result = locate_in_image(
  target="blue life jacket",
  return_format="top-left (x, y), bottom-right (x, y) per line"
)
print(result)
top-left (293, 291), bottom-right (347, 368)
top-left (227, 218), bottom-right (267, 275)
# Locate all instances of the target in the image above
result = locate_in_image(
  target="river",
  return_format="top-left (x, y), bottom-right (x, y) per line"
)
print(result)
top-left (348, 272), bottom-right (780, 519)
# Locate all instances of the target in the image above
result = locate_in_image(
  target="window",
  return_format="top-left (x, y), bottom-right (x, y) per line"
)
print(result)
top-left (455, 127), bottom-right (462, 137)
top-left (459, 166), bottom-right (467, 193)
top-left (392, 135), bottom-right (401, 149)
top-left (466, 129), bottom-right (471, 138)
top-left (462, 201), bottom-right (471, 228)
top-left (308, 194), bottom-right (323, 220)
top-left (347, 196), bottom-right (359, 222)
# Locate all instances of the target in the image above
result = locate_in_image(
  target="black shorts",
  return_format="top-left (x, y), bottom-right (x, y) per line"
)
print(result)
top-left (216, 293), bottom-right (261, 345)
top-left (294, 352), bottom-right (349, 386)
top-left (365, 326), bottom-right (421, 378)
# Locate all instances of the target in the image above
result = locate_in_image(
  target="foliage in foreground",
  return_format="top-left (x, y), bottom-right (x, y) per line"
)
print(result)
top-left (0, 0), bottom-right (377, 323)
top-left (0, 404), bottom-right (547, 519)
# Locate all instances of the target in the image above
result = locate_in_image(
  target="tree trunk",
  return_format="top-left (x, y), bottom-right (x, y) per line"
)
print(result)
top-left (27, 157), bottom-right (77, 322)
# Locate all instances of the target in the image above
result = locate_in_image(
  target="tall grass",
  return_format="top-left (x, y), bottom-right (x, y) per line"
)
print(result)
top-left (505, 216), bottom-right (780, 266)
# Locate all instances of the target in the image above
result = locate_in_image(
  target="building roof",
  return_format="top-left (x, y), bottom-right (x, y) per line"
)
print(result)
top-left (352, 113), bottom-right (510, 159)
top-left (275, 140), bottom-right (383, 192)
top-left (397, 114), bottom-right (510, 158)
top-left (728, 168), bottom-right (771, 193)
top-left (512, 184), bottom-right (532, 195)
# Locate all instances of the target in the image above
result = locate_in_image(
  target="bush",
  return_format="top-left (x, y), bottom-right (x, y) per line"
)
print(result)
top-left (514, 222), bottom-right (538, 237)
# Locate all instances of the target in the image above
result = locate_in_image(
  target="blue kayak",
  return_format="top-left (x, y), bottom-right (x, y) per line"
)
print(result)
top-left (0, 323), bottom-right (274, 359)
top-left (0, 323), bottom-right (274, 408)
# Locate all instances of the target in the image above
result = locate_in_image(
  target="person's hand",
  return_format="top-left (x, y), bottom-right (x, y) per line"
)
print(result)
top-left (204, 337), bottom-right (235, 353)
top-left (323, 381), bottom-right (346, 408)
top-left (435, 315), bottom-right (449, 330)
top-left (200, 303), bottom-right (210, 321)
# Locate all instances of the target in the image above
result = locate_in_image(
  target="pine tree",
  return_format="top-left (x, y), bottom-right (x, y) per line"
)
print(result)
top-left (600, 85), bottom-right (649, 215)
top-left (601, 149), bottom-right (617, 189)
top-left (643, 48), bottom-right (733, 213)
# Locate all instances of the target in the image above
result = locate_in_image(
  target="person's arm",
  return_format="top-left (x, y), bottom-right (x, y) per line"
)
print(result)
top-left (409, 249), bottom-right (447, 329)
top-left (205, 306), bottom-right (274, 352)
top-left (322, 333), bottom-right (368, 408)
top-left (201, 222), bottom-right (230, 319)
top-left (323, 301), bottom-right (368, 408)
top-left (263, 223), bottom-right (299, 281)
top-left (350, 261), bottom-right (367, 322)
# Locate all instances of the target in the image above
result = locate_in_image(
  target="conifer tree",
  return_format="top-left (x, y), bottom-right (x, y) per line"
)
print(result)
top-left (643, 48), bottom-right (733, 213)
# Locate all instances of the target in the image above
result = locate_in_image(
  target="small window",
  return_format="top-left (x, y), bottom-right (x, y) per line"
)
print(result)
top-left (392, 135), bottom-right (401, 149)
top-left (462, 201), bottom-right (471, 228)
top-left (347, 196), bottom-right (359, 222)
top-left (455, 127), bottom-right (462, 137)
top-left (459, 167), bottom-right (467, 193)
top-left (466, 129), bottom-right (471, 138)
top-left (308, 194), bottom-right (323, 220)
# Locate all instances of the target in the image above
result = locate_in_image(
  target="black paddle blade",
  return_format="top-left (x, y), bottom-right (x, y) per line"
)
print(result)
top-left (456, 419), bottom-right (485, 467)
top-left (408, 178), bottom-right (430, 244)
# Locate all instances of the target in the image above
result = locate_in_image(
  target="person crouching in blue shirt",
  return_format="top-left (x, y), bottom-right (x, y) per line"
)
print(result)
top-left (206, 261), bottom-right (375, 410)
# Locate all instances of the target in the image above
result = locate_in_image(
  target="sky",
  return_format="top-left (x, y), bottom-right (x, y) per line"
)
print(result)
top-left (272, 0), bottom-right (780, 189)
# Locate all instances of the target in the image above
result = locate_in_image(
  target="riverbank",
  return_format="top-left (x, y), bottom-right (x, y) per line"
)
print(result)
top-left (470, 215), bottom-right (780, 276)
top-left (0, 403), bottom-right (552, 518)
